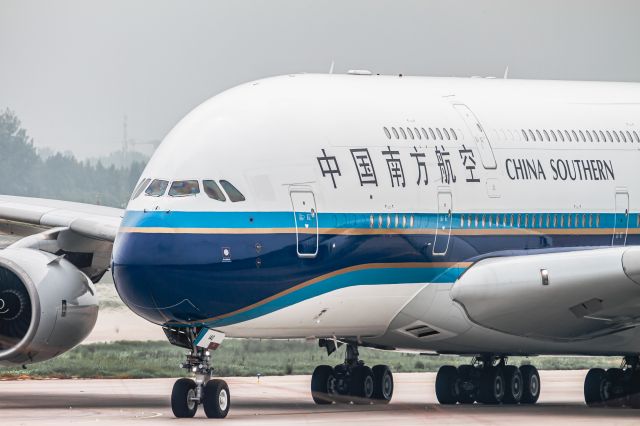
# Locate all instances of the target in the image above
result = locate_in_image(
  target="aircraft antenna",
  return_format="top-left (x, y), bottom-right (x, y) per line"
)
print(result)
top-left (329, 60), bottom-right (335, 74)
top-left (503, 66), bottom-right (510, 79)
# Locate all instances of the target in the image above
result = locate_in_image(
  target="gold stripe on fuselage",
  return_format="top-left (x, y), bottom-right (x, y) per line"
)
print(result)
top-left (119, 226), bottom-right (633, 236)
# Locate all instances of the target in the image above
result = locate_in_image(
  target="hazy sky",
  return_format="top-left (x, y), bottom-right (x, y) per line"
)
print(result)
top-left (1, 0), bottom-right (639, 157)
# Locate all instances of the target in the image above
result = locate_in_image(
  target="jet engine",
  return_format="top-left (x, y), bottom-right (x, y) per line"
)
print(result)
top-left (0, 248), bottom-right (98, 366)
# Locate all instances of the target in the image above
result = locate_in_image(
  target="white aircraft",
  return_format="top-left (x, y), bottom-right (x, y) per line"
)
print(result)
top-left (2, 73), bottom-right (640, 418)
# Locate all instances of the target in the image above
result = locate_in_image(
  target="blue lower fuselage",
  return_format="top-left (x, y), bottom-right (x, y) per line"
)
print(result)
top-left (111, 210), bottom-right (634, 329)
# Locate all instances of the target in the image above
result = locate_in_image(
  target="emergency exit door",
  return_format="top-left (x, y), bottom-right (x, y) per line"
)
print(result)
top-left (290, 190), bottom-right (319, 258)
top-left (433, 191), bottom-right (453, 255)
top-left (612, 190), bottom-right (629, 246)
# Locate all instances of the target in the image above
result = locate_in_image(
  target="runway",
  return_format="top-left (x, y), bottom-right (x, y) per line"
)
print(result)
top-left (1, 371), bottom-right (639, 425)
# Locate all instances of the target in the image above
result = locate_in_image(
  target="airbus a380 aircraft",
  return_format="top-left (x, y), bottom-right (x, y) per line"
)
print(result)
top-left (2, 72), bottom-right (640, 418)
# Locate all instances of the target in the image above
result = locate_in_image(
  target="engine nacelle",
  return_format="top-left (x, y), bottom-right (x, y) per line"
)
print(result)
top-left (0, 248), bottom-right (98, 366)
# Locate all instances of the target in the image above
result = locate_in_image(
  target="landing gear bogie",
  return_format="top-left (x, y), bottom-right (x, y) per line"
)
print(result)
top-left (436, 357), bottom-right (539, 406)
top-left (583, 356), bottom-right (640, 409)
top-left (310, 343), bottom-right (394, 405)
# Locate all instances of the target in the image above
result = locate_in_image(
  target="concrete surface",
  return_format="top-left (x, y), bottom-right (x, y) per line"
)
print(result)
top-left (1, 371), bottom-right (640, 425)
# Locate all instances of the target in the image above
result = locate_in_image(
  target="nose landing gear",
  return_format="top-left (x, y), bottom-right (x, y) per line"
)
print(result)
top-left (311, 342), bottom-right (394, 405)
top-left (166, 327), bottom-right (230, 419)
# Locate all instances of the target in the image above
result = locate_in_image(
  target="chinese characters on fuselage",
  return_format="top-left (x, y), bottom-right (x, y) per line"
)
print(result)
top-left (317, 145), bottom-right (480, 189)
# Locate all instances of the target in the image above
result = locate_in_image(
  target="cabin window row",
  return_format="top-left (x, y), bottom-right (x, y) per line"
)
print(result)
top-left (459, 213), bottom-right (603, 229)
top-left (131, 178), bottom-right (246, 202)
top-left (383, 126), bottom-right (458, 142)
top-left (521, 128), bottom-right (640, 144)
top-left (369, 213), bottom-right (415, 228)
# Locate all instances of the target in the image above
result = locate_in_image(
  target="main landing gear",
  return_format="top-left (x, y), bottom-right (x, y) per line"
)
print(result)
top-left (311, 343), bottom-right (394, 405)
top-left (435, 356), bottom-right (540, 405)
top-left (584, 356), bottom-right (640, 408)
top-left (168, 328), bottom-right (230, 419)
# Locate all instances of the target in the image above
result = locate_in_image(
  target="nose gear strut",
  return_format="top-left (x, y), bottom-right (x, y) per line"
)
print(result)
top-left (167, 327), bottom-right (230, 418)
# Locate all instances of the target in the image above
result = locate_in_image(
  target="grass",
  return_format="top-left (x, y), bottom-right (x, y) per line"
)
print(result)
top-left (0, 339), bottom-right (622, 380)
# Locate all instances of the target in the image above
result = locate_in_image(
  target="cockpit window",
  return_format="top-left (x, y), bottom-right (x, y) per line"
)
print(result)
top-left (145, 179), bottom-right (169, 197)
top-left (203, 180), bottom-right (226, 201)
top-left (169, 180), bottom-right (200, 197)
top-left (219, 180), bottom-right (245, 202)
top-left (131, 178), bottom-right (151, 200)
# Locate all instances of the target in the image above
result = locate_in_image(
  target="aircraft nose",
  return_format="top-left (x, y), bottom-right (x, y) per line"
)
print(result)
top-left (112, 229), bottom-right (221, 324)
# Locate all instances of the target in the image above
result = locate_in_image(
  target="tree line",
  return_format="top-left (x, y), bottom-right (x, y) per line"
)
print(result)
top-left (0, 109), bottom-right (146, 208)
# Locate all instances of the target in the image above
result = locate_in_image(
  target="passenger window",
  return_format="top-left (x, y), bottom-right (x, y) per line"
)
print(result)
top-left (421, 128), bottom-right (429, 140)
top-left (407, 127), bottom-right (414, 139)
top-left (383, 127), bottom-right (391, 139)
top-left (579, 130), bottom-right (586, 142)
top-left (145, 179), bottom-right (169, 197)
top-left (599, 130), bottom-right (606, 142)
top-left (399, 127), bottom-right (407, 139)
top-left (528, 129), bottom-right (535, 141)
top-left (414, 127), bottom-right (422, 140)
top-left (535, 130), bottom-right (543, 141)
top-left (436, 128), bottom-right (443, 140)
top-left (621, 131), bottom-right (627, 143)
top-left (556, 130), bottom-right (564, 142)
top-left (450, 128), bottom-right (458, 140)
top-left (543, 130), bottom-right (550, 141)
top-left (522, 129), bottom-right (529, 142)
top-left (606, 130), bottom-right (613, 142)
top-left (203, 180), bottom-right (226, 201)
top-left (392, 127), bottom-right (399, 139)
top-left (564, 130), bottom-right (572, 141)
top-left (571, 130), bottom-right (578, 141)
top-left (591, 130), bottom-right (599, 142)
top-left (443, 128), bottom-right (451, 140)
top-left (429, 128), bottom-right (436, 139)
top-left (613, 131), bottom-right (620, 143)
top-left (633, 131), bottom-right (640, 143)
top-left (626, 131), bottom-right (633, 143)
top-left (169, 180), bottom-right (200, 197)
top-left (131, 178), bottom-right (151, 200)
top-left (550, 130), bottom-right (557, 142)
top-left (219, 180), bottom-right (246, 202)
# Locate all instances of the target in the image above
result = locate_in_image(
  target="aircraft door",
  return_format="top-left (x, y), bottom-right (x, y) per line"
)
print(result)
top-left (433, 190), bottom-right (453, 255)
top-left (290, 189), bottom-right (319, 258)
top-left (612, 190), bottom-right (629, 246)
top-left (453, 104), bottom-right (497, 169)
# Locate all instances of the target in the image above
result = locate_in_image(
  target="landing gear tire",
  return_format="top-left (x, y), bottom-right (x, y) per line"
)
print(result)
top-left (605, 368), bottom-right (625, 407)
top-left (457, 365), bottom-right (476, 404)
top-left (628, 371), bottom-right (640, 409)
top-left (311, 365), bottom-right (336, 405)
top-left (350, 365), bottom-right (375, 404)
top-left (584, 368), bottom-right (607, 407)
top-left (502, 365), bottom-right (523, 404)
top-left (519, 365), bottom-right (540, 404)
top-left (478, 367), bottom-right (504, 405)
top-left (436, 365), bottom-right (460, 405)
top-left (202, 379), bottom-right (230, 419)
top-left (372, 365), bottom-right (394, 404)
top-left (171, 378), bottom-right (198, 418)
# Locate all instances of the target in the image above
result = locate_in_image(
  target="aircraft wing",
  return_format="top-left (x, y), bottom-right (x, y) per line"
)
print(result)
top-left (0, 195), bottom-right (122, 242)
top-left (451, 246), bottom-right (640, 341)
top-left (0, 195), bottom-right (123, 281)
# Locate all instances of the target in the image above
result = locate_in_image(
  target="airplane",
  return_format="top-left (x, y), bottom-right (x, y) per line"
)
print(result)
top-left (2, 72), bottom-right (640, 418)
